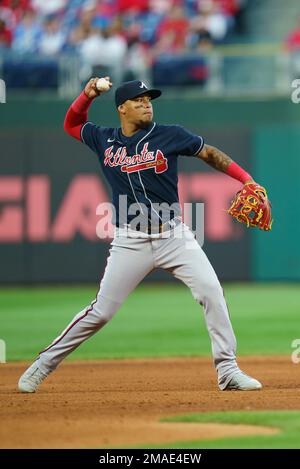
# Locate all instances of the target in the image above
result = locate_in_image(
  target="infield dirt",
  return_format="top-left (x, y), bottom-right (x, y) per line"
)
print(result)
top-left (1, 356), bottom-right (298, 448)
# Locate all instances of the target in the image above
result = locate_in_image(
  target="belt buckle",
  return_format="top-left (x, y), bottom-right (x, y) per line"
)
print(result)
top-left (148, 225), bottom-right (161, 234)
top-left (159, 221), bottom-right (172, 234)
top-left (147, 218), bottom-right (180, 235)
top-left (145, 224), bottom-right (162, 234)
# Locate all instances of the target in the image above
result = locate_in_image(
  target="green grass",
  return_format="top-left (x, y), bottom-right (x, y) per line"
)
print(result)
top-left (148, 411), bottom-right (300, 449)
top-left (0, 283), bottom-right (299, 361)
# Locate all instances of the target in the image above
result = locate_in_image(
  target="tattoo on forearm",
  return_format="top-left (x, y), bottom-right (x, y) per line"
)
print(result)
top-left (198, 145), bottom-right (233, 173)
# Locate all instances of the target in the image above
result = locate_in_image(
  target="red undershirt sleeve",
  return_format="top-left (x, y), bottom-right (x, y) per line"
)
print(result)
top-left (64, 91), bottom-right (94, 141)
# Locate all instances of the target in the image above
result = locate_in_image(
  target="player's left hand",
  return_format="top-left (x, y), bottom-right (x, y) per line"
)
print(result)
top-left (227, 182), bottom-right (273, 231)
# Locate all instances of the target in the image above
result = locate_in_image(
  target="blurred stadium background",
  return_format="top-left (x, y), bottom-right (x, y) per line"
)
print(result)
top-left (0, 0), bottom-right (299, 285)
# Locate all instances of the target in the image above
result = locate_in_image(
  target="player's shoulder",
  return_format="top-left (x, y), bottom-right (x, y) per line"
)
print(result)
top-left (154, 124), bottom-right (183, 135)
top-left (83, 122), bottom-right (115, 134)
top-left (82, 122), bottom-right (116, 141)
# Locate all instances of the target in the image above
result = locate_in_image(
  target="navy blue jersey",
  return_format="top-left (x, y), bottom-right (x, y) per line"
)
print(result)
top-left (81, 121), bottom-right (204, 226)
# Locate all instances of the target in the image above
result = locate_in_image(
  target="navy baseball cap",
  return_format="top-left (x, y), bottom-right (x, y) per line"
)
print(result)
top-left (115, 80), bottom-right (162, 107)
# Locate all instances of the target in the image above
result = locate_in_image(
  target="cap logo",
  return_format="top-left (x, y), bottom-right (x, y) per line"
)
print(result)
top-left (139, 82), bottom-right (147, 89)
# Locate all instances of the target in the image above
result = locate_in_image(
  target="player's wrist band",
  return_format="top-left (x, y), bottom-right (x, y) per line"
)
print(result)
top-left (226, 162), bottom-right (252, 184)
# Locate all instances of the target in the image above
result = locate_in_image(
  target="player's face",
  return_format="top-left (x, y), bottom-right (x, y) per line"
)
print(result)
top-left (123, 94), bottom-right (153, 127)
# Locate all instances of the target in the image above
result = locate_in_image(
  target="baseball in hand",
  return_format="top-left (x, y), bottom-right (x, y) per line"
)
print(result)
top-left (96, 78), bottom-right (110, 92)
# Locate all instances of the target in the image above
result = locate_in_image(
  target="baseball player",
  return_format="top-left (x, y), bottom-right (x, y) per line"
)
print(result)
top-left (18, 77), bottom-right (262, 393)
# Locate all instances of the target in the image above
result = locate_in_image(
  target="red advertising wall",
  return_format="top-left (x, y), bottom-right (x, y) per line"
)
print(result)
top-left (0, 126), bottom-right (250, 283)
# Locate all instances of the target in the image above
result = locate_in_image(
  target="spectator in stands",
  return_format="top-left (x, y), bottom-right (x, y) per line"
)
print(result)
top-left (0, 17), bottom-right (12, 47)
top-left (152, 3), bottom-right (189, 56)
top-left (94, 0), bottom-right (117, 19)
top-left (0, 0), bottom-right (31, 25)
top-left (98, 17), bottom-right (127, 82)
top-left (185, 0), bottom-right (240, 19)
top-left (0, 2), bottom-right (18, 31)
top-left (139, 0), bottom-right (171, 44)
top-left (59, 0), bottom-right (88, 34)
top-left (189, 0), bottom-right (229, 44)
top-left (196, 30), bottom-right (213, 53)
top-left (12, 9), bottom-right (41, 53)
top-left (100, 16), bottom-right (127, 62)
top-left (124, 21), bottom-right (150, 82)
top-left (70, 5), bottom-right (127, 85)
top-left (91, 0), bottom-right (116, 29)
top-left (74, 28), bottom-right (103, 68)
top-left (215, 0), bottom-right (239, 17)
top-left (69, 2), bottom-right (102, 46)
top-left (149, 0), bottom-right (172, 15)
top-left (30, 0), bottom-right (67, 17)
top-left (117, 0), bottom-right (148, 15)
top-left (38, 14), bottom-right (66, 56)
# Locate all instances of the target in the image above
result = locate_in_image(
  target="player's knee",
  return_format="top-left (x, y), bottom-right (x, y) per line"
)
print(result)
top-left (92, 295), bottom-right (121, 323)
top-left (193, 279), bottom-right (223, 304)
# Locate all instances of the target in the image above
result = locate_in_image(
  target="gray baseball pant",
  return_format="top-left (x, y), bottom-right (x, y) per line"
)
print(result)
top-left (38, 223), bottom-right (240, 389)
